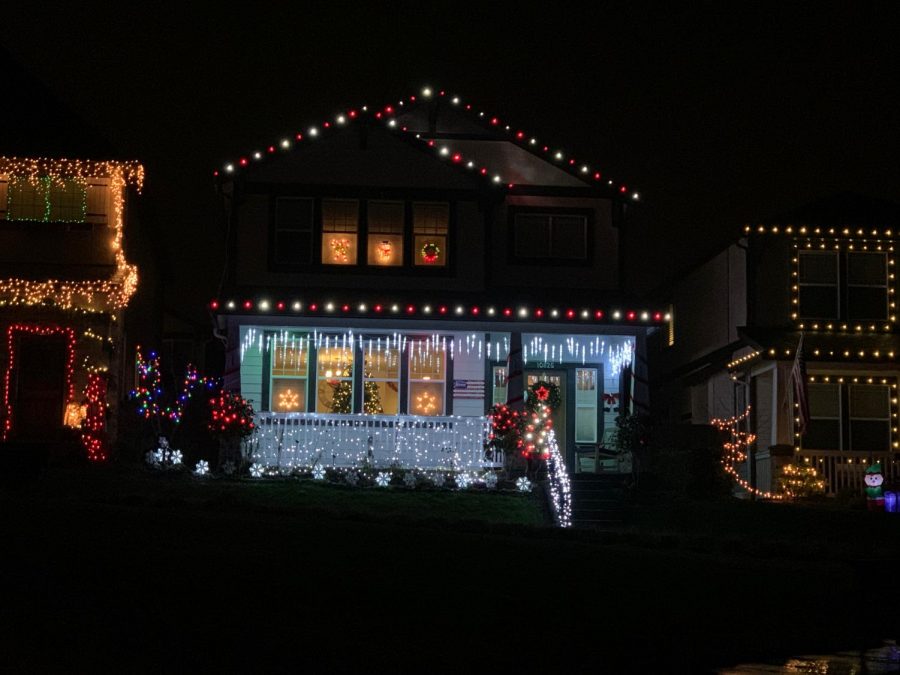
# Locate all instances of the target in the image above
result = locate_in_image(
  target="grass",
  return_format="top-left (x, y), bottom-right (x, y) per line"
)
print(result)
top-left (1, 464), bottom-right (898, 672)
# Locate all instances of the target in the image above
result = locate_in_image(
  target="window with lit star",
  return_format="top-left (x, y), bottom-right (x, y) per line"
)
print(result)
top-left (269, 335), bottom-right (309, 412)
top-left (408, 340), bottom-right (445, 416)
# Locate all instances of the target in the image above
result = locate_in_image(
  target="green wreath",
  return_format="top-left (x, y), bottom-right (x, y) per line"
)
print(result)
top-left (420, 241), bottom-right (441, 264)
top-left (526, 380), bottom-right (561, 413)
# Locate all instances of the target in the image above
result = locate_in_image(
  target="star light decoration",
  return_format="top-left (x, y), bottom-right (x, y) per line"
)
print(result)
top-left (415, 392), bottom-right (438, 415)
top-left (194, 460), bottom-right (210, 476)
top-left (516, 477), bottom-right (532, 493)
top-left (375, 471), bottom-right (391, 487)
top-left (214, 87), bottom-right (639, 200)
top-left (278, 388), bottom-right (300, 410)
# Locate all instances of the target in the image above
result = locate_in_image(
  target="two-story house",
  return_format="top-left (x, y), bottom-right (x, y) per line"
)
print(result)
top-left (654, 194), bottom-right (900, 496)
top-left (210, 86), bottom-right (668, 474)
top-left (0, 156), bottom-right (143, 459)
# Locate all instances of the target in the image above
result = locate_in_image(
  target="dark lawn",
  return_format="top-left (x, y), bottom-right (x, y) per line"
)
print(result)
top-left (0, 466), bottom-right (897, 673)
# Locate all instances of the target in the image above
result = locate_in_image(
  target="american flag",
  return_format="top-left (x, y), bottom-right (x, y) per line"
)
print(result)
top-left (452, 379), bottom-right (485, 399)
top-left (790, 334), bottom-right (810, 436)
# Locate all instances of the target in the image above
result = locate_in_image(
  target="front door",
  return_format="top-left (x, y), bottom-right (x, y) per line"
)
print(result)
top-left (11, 334), bottom-right (68, 440)
top-left (525, 370), bottom-right (566, 458)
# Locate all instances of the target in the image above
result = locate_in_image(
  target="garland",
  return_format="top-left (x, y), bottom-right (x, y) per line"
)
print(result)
top-left (420, 241), bottom-right (440, 264)
top-left (526, 380), bottom-right (561, 413)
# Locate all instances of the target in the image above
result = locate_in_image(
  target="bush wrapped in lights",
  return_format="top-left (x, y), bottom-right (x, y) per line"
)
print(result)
top-left (776, 462), bottom-right (826, 499)
top-left (208, 391), bottom-right (256, 439)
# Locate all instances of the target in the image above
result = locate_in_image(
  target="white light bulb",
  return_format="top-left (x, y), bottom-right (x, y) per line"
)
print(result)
top-left (439, 146), bottom-right (449, 156)
top-left (309, 127), bottom-right (318, 137)
top-left (519, 308), bottom-right (528, 317)
top-left (493, 175), bottom-right (501, 183)
top-left (529, 138), bottom-right (537, 145)
top-left (580, 166), bottom-right (588, 173)
top-left (612, 310), bottom-right (621, 319)
top-left (325, 302), bottom-right (334, 311)
top-left (641, 311), bottom-right (649, 320)
top-left (632, 192), bottom-right (640, 200)
top-left (423, 305), bottom-right (431, 313)
top-left (551, 309), bottom-right (559, 318)
top-left (422, 87), bottom-right (432, 97)
top-left (487, 307), bottom-right (495, 316)
top-left (581, 310), bottom-right (589, 318)
top-left (281, 139), bottom-right (290, 148)
top-left (226, 301), bottom-right (235, 309)
top-left (466, 161), bottom-right (474, 168)
top-left (388, 119), bottom-right (397, 128)
top-left (292, 301), bottom-right (302, 310)
top-left (358, 304), bottom-right (367, 311)
top-left (455, 306), bottom-right (464, 314)
top-left (391, 304), bottom-right (399, 312)
top-left (225, 164), bottom-right (234, 173)
top-left (253, 152), bottom-right (262, 160)
top-left (554, 152), bottom-right (563, 160)
top-left (259, 300), bottom-right (270, 311)
top-left (451, 96), bottom-right (459, 104)
top-left (336, 115), bottom-right (346, 124)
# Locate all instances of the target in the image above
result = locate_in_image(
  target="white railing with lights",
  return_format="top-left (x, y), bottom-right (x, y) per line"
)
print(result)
top-left (249, 412), bottom-right (497, 470)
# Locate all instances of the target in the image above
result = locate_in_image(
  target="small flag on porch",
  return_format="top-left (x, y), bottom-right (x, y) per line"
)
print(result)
top-left (452, 380), bottom-right (485, 399)
top-left (790, 334), bottom-right (810, 435)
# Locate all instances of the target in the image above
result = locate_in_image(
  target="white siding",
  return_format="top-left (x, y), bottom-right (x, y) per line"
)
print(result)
top-left (450, 331), bottom-right (485, 416)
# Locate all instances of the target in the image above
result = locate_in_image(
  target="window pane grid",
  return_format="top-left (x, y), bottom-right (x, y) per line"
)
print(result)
top-left (316, 345), bottom-right (355, 413)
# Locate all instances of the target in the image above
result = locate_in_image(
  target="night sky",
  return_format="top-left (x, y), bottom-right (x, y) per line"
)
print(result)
top-left (2, 4), bottom-right (898, 325)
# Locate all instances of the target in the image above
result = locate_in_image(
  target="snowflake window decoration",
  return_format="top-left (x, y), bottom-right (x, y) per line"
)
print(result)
top-left (375, 471), bottom-right (391, 487)
top-left (193, 460), bottom-right (210, 476)
top-left (516, 476), bottom-right (532, 493)
top-left (249, 463), bottom-right (264, 478)
top-left (456, 473), bottom-right (471, 490)
top-left (403, 472), bottom-right (417, 488)
top-left (431, 472), bottom-right (445, 488)
top-left (483, 472), bottom-right (498, 489)
top-left (312, 465), bottom-right (326, 480)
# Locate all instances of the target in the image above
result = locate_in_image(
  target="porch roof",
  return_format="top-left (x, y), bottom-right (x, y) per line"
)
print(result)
top-left (739, 327), bottom-right (900, 363)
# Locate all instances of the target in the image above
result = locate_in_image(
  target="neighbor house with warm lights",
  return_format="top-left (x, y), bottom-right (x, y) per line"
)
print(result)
top-left (0, 156), bottom-right (143, 458)
top-left (653, 194), bottom-right (900, 496)
top-left (210, 86), bottom-right (669, 474)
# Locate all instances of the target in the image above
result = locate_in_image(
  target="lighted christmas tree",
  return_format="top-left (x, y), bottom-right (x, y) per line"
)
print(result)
top-left (776, 462), bottom-right (826, 498)
top-left (329, 380), bottom-right (353, 413)
top-left (364, 381), bottom-right (383, 414)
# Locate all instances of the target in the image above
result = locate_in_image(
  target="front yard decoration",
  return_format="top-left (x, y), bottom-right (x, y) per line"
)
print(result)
top-left (483, 472), bottom-right (498, 489)
top-left (516, 476), bottom-right (532, 493)
top-left (455, 473), bottom-right (471, 490)
top-left (865, 464), bottom-right (885, 511)
top-left (376, 471), bottom-right (391, 487)
top-left (712, 407), bottom-right (785, 500)
top-left (776, 462), bottom-right (826, 499)
top-left (403, 471), bottom-right (417, 488)
top-left (312, 465), bottom-right (326, 480)
top-left (193, 460), bottom-right (210, 476)
top-left (249, 463), bottom-right (264, 478)
top-left (431, 472), bottom-right (445, 487)
top-left (145, 436), bottom-right (184, 471)
top-left (208, 390), bottom-right (256, 470)
top-left (885, 491), bottom-right (898, 513)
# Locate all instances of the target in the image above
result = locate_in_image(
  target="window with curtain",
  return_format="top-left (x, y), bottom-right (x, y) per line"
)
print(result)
top-left (321, 199), bottom-right (359, 265)
top-left (367, 201), bottom-right (404, 266)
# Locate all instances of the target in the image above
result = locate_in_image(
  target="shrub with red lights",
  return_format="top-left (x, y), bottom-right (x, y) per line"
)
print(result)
top-left (81, 373), bottom-right (109, 462)
top-left (488, 380), bottom-right (561, 464)
top-left (208, 391), bottom-right (256, 440)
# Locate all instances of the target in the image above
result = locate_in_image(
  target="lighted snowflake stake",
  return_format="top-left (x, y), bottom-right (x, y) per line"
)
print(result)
top-left (221, 460), bottom-right (236, 476)
top-left (312, 465), bottom-right (326, 480)
top-left (145, 450), bottom-right (159, 466)
top-left (170, 449), bottom-right (183, 466)
top-left (516, 477), bottom-right (532, 493)
top-left (345, 471), bottom-right (359, 487)
top-left (403, 471), bottom-right (417, 488)
top-left (483, 472), bottom-right (498, 489)
top-left (193, 460), bottom-right (210, 476)
top-left (249, 463), bottom-right (264, 478)
top-left (375, 471), bottom-right (391, 487)
top-left (431, 472), bottom-right (445, 488)
top-left (456, 473), bottom-right (471, 490)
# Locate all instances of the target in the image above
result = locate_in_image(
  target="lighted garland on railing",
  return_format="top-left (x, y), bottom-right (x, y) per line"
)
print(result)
top-left (0, 157), bottom-right (143, 312)
top-left (214, 86), bottom-right (639, 199)
top-left (711, 406), bottom-right (785, 500)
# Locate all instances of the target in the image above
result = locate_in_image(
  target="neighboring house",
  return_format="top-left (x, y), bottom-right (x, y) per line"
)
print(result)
top-left (210, 86), bottom-right (668, 473)
top-left (654, 194), bottom-right (900, 496)
top-left (0, 157), bottom-right (143, 455)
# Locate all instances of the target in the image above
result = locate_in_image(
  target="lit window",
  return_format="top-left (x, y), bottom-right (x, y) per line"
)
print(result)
top-left (270, 334), bottom-right (309, 412)
top-left (322, 199), bottom-right (358, 265)
top-left (413, 202), bottom-right (448, 267)
top-left (492, 366), bottom-right (508, 405)
top-left (408, 340), bottom-right (445, 415)
top-left (6, 176), bottom-right (87, 223)
top-left (363, 344), bottom-right (400, 414)
top-left (367, 201), bottom-right (404, 266)
top-left (575, 368), bottom-right (598, 443)
top-left (316, 344), bottom-right (354, 413)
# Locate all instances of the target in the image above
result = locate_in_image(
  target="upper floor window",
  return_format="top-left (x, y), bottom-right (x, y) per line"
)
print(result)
top-left (512, 211), bottom-right (589, 262)
top-left (274, 198), bottom-right (314, 265)
top-left (1, 176), bottom-right (102, 224)
top-left (321, 199), bottom-right (359, 265)
top-left (798, 250), bottom-right (889, 321)
top-left (413, 202), bottom-right (448, 267)
top-left (367, 201), bottom-right (404, 266)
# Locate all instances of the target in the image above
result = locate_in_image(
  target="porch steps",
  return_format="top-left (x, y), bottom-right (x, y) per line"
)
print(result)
top-left (570, 473), bottom-right (627, 528)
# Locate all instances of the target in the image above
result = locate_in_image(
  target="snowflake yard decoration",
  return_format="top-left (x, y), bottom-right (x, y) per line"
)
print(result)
top-left (483, 472), bottom-right (498, 489)
top-left (193, 460), bottom-right (210, 476)
top-left (403, 472), bottom-right (417, 488)
top-left (312, 465), bottom-right (326, 480)
top-left (221, 460), bottom-right (236, 476)
top-left (375, 472), bottom-right (391, 487)
top-left (516, 476), bottom-right (532, 493)
top-left (249, 463), bottom-right (264, 478)
top-left (170, 449), bottom-right (183, 466)
top-left (456, 473), bottom-right (472, 490)
top-left (345, 471), bottom-right (359, 487)
top-left (431, 472), bottom-right (445, 488)
top-left (145, 450), bottom-right (159, 466)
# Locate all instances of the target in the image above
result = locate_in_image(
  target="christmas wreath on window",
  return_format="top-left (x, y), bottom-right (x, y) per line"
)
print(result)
top-left (526, 380), bottom-right (561, 413)
top-left (420, 241), bottom-right (441, 264)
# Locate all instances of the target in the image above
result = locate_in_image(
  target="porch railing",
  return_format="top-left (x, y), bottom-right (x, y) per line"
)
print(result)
top-left (796, 450), bottom-right (898, 495)
top-left (248, 412), bottom-right (498, 471)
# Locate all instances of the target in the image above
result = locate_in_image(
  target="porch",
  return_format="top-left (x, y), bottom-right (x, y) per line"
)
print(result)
top-left (249, 411), bottom-right (497, 471)
top-left (797, 450), bottom-right (899, 495)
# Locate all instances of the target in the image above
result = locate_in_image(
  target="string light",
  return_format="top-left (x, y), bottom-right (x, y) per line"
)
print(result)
top-left (712, 406), bottom-right (785, 500)
top-left (214, 87), bottom-right (637, 199)
top-left (80, 373), bottom-right (108, 462)
top-left (2, 324), bottom-right (76, 440)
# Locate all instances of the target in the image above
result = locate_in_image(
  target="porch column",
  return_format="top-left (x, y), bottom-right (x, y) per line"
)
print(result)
top-left (505, 331), bottom-right (524, 412)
